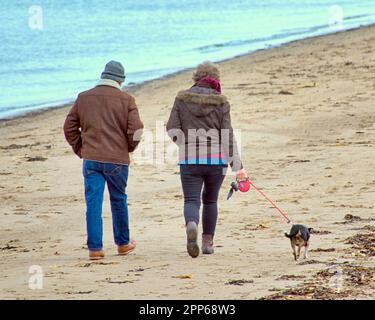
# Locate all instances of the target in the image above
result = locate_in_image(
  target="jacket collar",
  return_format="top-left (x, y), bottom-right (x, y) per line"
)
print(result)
top-left (177, 88), bottom-right (227, 106)
top-left (97, 79), bottom-right (122, 90)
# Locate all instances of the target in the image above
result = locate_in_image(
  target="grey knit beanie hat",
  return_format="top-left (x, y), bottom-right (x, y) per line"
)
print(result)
top-left (101, 60), bottom-right (125, 83)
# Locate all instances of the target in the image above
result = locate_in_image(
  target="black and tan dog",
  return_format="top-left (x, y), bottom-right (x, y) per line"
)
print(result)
top-left (285, 224), bottom-right (313, 261)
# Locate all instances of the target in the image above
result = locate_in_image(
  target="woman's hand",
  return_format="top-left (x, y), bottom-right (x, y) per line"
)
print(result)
top-left (236, 168), bottom-right (248, 181)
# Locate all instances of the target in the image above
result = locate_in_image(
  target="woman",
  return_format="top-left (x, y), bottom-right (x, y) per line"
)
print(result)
top-left (167, 61), bottom-right (247, 258)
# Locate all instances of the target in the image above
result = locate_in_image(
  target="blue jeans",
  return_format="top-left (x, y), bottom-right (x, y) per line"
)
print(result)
top-left (83, 160), bottom-right (129, 251)
top-left (180, 165), bottom-right (227, 235)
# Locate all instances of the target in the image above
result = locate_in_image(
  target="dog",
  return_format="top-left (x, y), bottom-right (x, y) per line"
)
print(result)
top-left (284, 224), bottom-right (313, 261)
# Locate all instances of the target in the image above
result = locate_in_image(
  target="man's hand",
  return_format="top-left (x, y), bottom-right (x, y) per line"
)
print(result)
top-left (236, 168), bottom-right (248, 181)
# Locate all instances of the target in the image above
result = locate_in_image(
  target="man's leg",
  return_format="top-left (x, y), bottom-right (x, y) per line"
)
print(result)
top-left (104, 163), bottom-right (130, 246)
top-left (83, 160), bottom-right (106, 251)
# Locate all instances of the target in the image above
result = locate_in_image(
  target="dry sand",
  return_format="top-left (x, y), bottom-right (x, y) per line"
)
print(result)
top-left (0, 25), bottom-right (374, 300)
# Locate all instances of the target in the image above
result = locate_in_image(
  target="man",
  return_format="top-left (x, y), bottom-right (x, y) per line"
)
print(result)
top-left (64, 61), bottom-right (143, 260)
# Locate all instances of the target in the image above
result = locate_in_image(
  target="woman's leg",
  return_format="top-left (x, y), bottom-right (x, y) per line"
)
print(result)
top-left (202, 166), bottom-right (227, 236)
top-left (180, 165), bottom-right (204, 226)
top-left (180, 165), bottom-right (204, 257)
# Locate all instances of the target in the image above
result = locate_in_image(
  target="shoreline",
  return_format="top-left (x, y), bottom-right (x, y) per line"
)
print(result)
top-left (1, 23), bottom-right (374, 300)
top-left (1, 22), bottom-right (375, 124)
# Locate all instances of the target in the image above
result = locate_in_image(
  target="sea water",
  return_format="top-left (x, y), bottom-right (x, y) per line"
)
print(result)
top-left (1, 0), bottom-right (375, 118)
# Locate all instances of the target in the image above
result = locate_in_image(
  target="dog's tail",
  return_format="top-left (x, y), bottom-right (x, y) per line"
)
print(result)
top-left (284, 232), bottom-right (292, 238)
top-left (284, 229), bottom-right (299, 239)
top-left (285, 227), bottom-right (299, 239)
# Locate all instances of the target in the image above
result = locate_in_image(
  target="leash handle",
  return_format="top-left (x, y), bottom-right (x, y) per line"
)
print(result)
top-left (250, 182), bottom-right (292, 224)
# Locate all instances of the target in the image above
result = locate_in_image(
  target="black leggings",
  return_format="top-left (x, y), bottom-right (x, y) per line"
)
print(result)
top-left (180, 165), bottom-right (227, 235)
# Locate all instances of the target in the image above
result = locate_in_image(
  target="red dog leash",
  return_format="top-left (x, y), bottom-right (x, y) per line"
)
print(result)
top-left (249, 181), bottom-right (292, 224)
top-left (227, 178), bottom-right (292, 224)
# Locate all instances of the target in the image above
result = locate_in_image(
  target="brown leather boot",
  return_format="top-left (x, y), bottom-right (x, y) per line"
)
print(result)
top-left (89, 250), bottom-right (105, 260)
top-left (202, 234), bottom-right (214, 254)
top-left (117, 240), bottom-right (136, 256)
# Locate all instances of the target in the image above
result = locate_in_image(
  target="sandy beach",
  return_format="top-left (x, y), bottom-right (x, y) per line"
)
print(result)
top-left (0, 25), bottom-right (374, 300)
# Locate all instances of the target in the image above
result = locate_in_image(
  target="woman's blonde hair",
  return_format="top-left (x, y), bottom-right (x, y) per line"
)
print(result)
top-left (192, 61), bottom-right (220, 82)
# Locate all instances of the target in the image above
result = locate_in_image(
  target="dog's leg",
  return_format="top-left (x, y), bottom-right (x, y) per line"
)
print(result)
top-left (304, 241), bottom-right (309, 259)
top-left (291, 241), bottom-right (297, 261)
top-left (297, 244), bottom-right (302, 260)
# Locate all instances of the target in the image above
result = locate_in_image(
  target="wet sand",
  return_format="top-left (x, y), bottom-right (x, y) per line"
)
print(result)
top-left (0, 25), bottom-right (374, 300)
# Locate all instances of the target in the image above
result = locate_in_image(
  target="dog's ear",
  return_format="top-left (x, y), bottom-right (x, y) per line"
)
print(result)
top-left (308, 228), bottom-right (313, 233)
